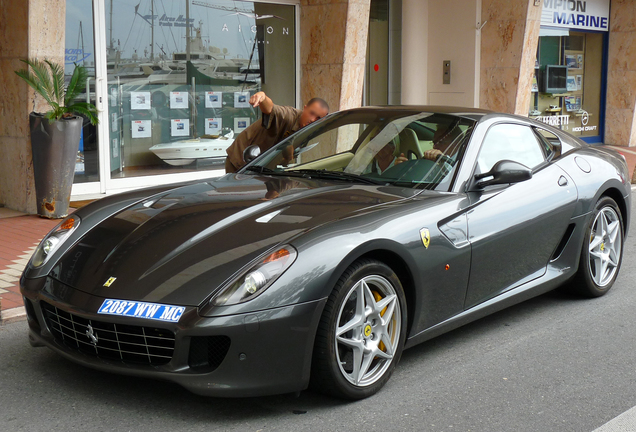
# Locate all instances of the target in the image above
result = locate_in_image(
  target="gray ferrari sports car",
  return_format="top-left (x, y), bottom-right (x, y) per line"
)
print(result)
top-left (20, 106), bottom-right (630, 400)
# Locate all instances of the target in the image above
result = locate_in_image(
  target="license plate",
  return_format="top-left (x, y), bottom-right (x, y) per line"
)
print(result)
top-left (97, 299), bottom-right (185, 322)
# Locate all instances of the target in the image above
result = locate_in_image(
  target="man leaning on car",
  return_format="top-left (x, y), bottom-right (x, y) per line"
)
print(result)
top-left (224, 91), bottom-right (329, 173)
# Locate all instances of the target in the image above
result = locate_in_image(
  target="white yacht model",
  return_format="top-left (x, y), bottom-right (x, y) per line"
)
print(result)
top-left (149, 130), bottom-right (234, 166)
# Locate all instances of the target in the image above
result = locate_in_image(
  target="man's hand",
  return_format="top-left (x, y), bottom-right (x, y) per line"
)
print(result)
top-left (395, 153), bottom-right (407, 165)
top-left (250, 91), bottom-right (273, 115)
top-left (423, 149), bottom-right (443, 161)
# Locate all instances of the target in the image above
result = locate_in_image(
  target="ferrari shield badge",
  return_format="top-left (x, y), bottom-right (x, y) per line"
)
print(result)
top-left (420, 228), bottom-right (431, 249)
top-left (103, 277), bottom-right (117, 287)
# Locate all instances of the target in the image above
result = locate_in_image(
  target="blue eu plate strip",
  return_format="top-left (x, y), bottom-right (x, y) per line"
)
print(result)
top-left (98, 299), bottom-right (185, 323)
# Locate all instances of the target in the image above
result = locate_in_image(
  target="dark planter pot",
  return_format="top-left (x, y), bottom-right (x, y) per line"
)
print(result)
top-left (29, 113), bottom-right (82, 219)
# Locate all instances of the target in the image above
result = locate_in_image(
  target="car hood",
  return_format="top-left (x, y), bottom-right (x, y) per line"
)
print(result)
top-left (50, 174), bottom-right (418, 306)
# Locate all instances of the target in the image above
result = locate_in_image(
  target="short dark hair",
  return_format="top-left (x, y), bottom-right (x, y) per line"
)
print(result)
top-left (306, 97), bottom-right (329, 113)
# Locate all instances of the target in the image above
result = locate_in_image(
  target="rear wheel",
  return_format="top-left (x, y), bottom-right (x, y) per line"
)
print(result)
top-left (570, 196), bottom-right (624, 297)
top-left (311, 259), bottom-right (407, 399)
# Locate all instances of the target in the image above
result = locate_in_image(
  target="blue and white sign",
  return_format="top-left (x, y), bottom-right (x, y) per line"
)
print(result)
top-left (98, 299), bottom-right (185, 322)
top-left (65, 48), bottom-right (92, 64)
top-left (541, 0), bottom-right (610, 32)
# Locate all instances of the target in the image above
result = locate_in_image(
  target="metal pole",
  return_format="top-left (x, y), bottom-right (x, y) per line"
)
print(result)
top-left (109, 0), bottom-right (113, 51)
top-left (151, 0), bottom-right (155, 61)
top-left (186, 0), bottom-right (191, 61)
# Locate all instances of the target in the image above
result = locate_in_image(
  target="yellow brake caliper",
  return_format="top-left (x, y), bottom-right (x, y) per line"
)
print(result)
top-left (372, 291), bottom-right (387, 352)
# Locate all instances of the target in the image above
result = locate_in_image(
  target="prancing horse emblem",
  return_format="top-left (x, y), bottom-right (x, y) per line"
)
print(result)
top-left (420, 228), bottom-right (431, 249)
top-left (103, 277), bottom-right (116, 287)
top-left (86, 324), bottom-right (98, 345)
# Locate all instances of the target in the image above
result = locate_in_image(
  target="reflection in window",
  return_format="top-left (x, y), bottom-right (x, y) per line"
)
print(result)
top-left (477, 124), bottom-right (546, 174)
top-left (98, 0), bottom-right (297, 179)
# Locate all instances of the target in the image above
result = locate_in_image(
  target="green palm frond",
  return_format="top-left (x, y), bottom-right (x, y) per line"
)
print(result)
top-left (65, 63), bottom-right (88, 104)
top-left (44, 59), bottom-right (65, 103)
top-left (15, 58), bottom-right (99, 124)
top-left (68, 101), bottom-right (98, 125)
top-left (15, 60), bottom-right (55, 107)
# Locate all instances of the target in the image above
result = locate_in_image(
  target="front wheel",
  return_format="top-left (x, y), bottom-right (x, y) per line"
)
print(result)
top-left (311, 259), bottom-right (407, 399)
top-left (569, 196), bottom-right (624, 297)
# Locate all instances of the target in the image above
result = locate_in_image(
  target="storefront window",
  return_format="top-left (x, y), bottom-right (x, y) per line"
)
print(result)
top-left (530, 0), bottom-right (609, 142)
top-left (106, 0), bottom-right (296, 179)
top-left (66, 0), bottom-right (297, 187)
top-left (529, 30), bottom-right (604, 140)
top-left (65, 1), bottom-right (99, 184)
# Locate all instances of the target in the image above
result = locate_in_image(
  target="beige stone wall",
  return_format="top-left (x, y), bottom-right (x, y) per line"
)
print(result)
top-left (479, 0), bottom-right (542, 115)
top-left (300, 0), bottom-right (370, 112)
top-left (605, 0), bottom-right (636, 147)
top-left (0, 0), bottom-right (65, 213)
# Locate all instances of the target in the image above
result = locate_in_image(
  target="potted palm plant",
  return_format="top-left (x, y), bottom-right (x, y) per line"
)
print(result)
top-left (15, 59), bottom-right (98, 218)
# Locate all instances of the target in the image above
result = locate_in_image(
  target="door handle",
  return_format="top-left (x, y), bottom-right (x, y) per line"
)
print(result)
top-left (558, 175), bottom-right (568, 186)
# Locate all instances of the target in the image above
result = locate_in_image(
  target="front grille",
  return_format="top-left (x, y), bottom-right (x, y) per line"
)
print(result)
top-left (41, 301), bottom-right (175, 366)
top-left (188, 336), bottom-right (231, 372)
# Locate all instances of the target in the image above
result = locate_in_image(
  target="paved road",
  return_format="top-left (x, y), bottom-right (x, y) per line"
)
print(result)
top-left (2, 199), bottom-right (636, 432)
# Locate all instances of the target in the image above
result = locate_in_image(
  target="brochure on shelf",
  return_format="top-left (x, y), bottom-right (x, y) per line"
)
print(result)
top-left (131, 120), bottom-right (152, 138)
top-left (170, 92), bottom-right (189, 109)
top-left (234, 91), bottom-right (251, 108)
top-left (131, 91), bottom-right (151, 110)
top-left (171, 119), bottom-right (190, 137)
top-left (205, 91), bottom-right (223, 108)
top-left (234, 117), bottom-right (250, 133)
top-left (205, 118), bottom-right (223, 135)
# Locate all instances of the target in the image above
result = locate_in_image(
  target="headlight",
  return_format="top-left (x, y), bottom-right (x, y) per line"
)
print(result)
top-left (210, 245), bottom-right (297, 306)
top-left (30, 215), bottom-right (81, 268)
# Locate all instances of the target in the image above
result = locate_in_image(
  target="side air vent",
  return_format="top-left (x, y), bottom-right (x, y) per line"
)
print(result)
top-left (551, 223), bottom-right (576, 261)
top-left (188, 336), bottom-right (231, 372)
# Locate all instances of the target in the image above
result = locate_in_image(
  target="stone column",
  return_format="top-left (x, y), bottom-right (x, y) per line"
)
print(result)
top-left (401, 0), bottom-right (428, 105)
top-left (0, 0), bottom-right (66, 213)
top-left (605, 0), bottom-right (636, 147)
top-left (300, 0), bottom-right (371, 113)
top-left (479, 0), bottom-right (542, 115)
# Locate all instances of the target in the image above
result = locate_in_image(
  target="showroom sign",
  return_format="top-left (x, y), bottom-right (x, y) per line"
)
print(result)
top-left (541, 0), bottom-right (610, 31)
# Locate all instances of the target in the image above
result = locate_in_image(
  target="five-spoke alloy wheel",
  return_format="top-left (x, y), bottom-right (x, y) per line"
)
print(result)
top-left (311, 259), bottom-right (407, 399)
top-left (571, 196), bottom-right (624, 297)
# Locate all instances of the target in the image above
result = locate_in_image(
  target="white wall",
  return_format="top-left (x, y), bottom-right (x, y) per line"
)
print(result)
top-left (401, 0), bottom-right (481, 107)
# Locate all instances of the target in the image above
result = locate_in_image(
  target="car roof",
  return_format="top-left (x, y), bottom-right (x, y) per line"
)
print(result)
top-left (345, 105), bottom-right (494, 121)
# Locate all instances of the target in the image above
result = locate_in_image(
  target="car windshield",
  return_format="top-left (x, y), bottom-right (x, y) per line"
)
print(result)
top-left (243, 110), bottom-right (476, 191)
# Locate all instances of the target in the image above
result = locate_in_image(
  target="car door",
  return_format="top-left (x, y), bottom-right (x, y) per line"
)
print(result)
top-left (463, 123), bottom-right (577, 309)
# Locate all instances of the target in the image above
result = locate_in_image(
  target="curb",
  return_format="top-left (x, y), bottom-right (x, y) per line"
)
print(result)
top-left (0, 306), bottom-right (26, 325)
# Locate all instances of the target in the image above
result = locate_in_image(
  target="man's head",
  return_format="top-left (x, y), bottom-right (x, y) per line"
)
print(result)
top-left (299, 98), bottom-right (329, 128)
top-left (375, 142), bottom-right (396, 161)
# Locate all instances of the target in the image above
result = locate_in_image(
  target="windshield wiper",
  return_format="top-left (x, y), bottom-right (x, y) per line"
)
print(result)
top-left (243, 165), bottom-right (277, 174)
top-left (289, 169), bottom-right (384, 185)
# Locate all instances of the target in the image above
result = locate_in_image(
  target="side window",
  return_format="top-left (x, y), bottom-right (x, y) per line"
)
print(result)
top-left (534, 128), bottom-right (561, 159)
top-left (476, 124), bottom-right (546, 174)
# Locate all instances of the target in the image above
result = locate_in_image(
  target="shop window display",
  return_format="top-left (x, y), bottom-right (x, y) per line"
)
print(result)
top-left (529, 30), bottom-right (604, 140)
top-left (66, 0), bottom-right (296, 181)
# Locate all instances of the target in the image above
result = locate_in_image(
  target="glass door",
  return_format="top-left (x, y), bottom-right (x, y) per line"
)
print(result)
top-left (66, 0), bottom-right (104, 196)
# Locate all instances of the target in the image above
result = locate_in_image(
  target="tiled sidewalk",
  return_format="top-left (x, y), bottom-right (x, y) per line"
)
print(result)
top-left (0, 213), bottom-right (58, 321)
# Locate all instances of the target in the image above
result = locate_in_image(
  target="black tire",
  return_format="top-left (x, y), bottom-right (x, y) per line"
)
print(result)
top-left (310, 259), bottom-right (407, 399)
top-left (568, 196), bottom-right (624, 297)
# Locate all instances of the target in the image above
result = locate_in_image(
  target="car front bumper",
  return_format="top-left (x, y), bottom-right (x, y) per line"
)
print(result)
top-left (20, 276), bottom-right (326, 397)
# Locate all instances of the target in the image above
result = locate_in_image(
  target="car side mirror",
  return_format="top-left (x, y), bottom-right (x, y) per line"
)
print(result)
top-left (243, 145), bottom-right (261, 163)
top-left (474, 160), bottom-right (532, 188)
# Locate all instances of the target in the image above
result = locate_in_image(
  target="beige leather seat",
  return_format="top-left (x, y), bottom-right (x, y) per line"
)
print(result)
top-left (396, 128), bottom-right (424, 159)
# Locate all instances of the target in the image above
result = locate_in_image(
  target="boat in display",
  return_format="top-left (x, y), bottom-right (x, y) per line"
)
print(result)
top-left (149, 130), bottom-right (234, 166)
